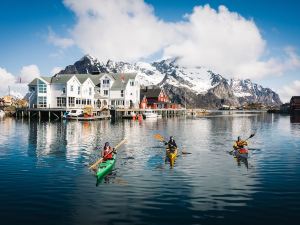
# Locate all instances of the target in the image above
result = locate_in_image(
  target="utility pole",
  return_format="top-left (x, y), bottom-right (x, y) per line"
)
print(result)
top-left (8, 86), bottom-right (10, 96)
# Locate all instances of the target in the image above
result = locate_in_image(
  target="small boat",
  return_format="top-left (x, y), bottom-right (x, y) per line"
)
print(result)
top-left (166, 147), bottom-right (178, 167)
top-left (142, 110), bottom-right (159, 119)
top-left (96, 154), bottom-right (116, 180)
top-left (233, 148), bottom-right (249, 159)
top-left (0, 110), bottom-right (5, 118)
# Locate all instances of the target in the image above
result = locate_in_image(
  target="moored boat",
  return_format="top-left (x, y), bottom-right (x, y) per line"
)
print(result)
top-left (0, 110), bottom-right (5, 118)
top-left (142, 110), bottom-right (159, 119)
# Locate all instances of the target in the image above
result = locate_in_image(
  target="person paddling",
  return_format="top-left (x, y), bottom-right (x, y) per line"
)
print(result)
top-left (102, 142), bottom-right (115, 161)
top-left (233, 136), bottom-right (248, 154)
top-left (165, 136), bottom-right (177, 152)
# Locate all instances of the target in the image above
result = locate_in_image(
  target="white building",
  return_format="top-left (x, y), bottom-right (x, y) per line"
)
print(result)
top-left (27, 73), bottom-right (140, 109)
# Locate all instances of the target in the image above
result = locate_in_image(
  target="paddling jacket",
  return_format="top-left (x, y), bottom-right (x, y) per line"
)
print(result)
top-left (233, 141), bottom-right (248, 150)
top-left (103, 146), bottom-right (113, 160)
top-left (165, 140), bottom-right (177, 149)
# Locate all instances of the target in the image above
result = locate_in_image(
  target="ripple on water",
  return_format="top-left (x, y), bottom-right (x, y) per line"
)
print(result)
top-left (0, 114), bottom-right (300, 225)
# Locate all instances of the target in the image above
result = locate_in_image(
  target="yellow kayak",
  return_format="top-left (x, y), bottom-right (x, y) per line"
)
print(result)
top-left (166, 148), bottom-right (178, 167)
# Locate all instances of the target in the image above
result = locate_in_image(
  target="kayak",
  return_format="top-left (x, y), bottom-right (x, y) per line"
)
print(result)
top-left (166, 148), bottom-right (178, 167)
top-left (233, 148), bottom-right (249, 159)
top-left (96, 154), bottom-right (116, 180)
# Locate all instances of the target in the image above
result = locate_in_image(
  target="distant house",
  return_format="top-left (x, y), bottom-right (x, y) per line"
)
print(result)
top-left (280, 103), bottom-right (290, 113)
top-left (2, 96), bottom-right (13, 106)
top-left (27, 73), bottom-right (140, 109)
top-left (140, 86), bottom-right (171, 109)
top-left (290, 96), bottom-right (300, 113)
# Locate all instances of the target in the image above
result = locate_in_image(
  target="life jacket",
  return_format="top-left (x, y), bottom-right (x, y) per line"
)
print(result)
top-left (103, 146), bottom-right (113, 160)
top-left (234, 140), bottom-right (247, 149)
top-left (238, 148), bottom-right (248, 154)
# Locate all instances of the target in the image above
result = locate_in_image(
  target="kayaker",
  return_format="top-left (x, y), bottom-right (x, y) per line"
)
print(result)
top-left (165, 136), bottom-right (177, 152)
top-left (102, 142), bottom-right (115, 161)
top-left (233, 136), bottom-right (248, 150)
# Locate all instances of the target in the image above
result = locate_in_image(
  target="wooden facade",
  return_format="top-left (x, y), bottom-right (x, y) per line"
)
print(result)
top-left (140, 87), bottom-right (180, 109)
top-left (290, 96), bottom-right (300, 113)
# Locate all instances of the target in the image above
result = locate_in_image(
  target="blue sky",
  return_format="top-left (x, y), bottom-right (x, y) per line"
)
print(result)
top-left (0, 0), bottom-right (299, 101)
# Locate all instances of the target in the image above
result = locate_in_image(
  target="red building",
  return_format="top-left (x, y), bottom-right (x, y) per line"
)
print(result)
top-left (140, 87), bottom-right (180, 109)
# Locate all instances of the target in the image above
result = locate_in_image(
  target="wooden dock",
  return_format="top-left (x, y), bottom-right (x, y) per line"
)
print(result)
top-left (15, 107), bottom-right (186, 121)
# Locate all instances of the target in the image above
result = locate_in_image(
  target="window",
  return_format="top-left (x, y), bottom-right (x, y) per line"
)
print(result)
top-left (76, 98), bottom-right (81, 105)
top-left (103, 79), bottom-right (110, 84)
top-left (89, 87), bottom-right (92, 96)
top-left (38, 80), bottom-right (47, 93)
top-left (82, 99), bottom-right (86, 105)
top-left (38, 96), bottom-right (47, 108)
top-left (121, 90), bottom-right (124, 97)
top-left (68, 97), bottom-right (75, 107)
top-left (71, 85), bottom-right (74, 92)
top-left (57, 97), bottom-right (66, 107)
top-left (62, 87), bottom-right (66, 94)
top-left (104, 90), bottom-right (108, 96)
top-left (29, 86), bottom-right (35, 92)
top-left (87, 99), bottom-right (91, 105)
top-left (111, 100), bottom-right (115, 106)
top-left (78, 86), bottom-right (80, 95)
top-left (130, 81), bottom-right (134, 86)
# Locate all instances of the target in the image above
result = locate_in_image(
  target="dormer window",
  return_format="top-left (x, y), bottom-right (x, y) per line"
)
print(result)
top-left (130, 81), bottom-right (134, 86)
top-left (71, 85), bottom-right (74, 92)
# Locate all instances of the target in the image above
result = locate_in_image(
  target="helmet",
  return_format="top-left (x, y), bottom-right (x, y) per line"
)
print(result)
top-left (170, 136), bottom-right (174, 140)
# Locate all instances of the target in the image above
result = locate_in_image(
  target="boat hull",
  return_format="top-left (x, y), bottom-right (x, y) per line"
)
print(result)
top-left (166, 148), bottom-right (178, 167)
top-left (233, 148), bottom-right (249, 159)
top-left (96, 154), bottom-right (116, 180)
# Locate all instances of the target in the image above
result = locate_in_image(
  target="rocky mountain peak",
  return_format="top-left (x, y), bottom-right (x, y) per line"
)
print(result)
top-left (57, 55), bottom-right (282, 108)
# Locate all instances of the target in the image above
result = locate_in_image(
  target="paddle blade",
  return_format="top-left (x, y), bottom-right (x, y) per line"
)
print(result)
top-left (154, 134), bottom-right (164, 142)
top-left (249, 133), bottom-right (255, 139)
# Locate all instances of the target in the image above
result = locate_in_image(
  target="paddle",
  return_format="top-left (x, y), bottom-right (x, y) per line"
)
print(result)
top-left (89, 139), bottom-right (126, 170)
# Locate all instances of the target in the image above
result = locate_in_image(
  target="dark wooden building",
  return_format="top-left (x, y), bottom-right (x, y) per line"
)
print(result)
top-left (290, 96), bottom-right (300, 113)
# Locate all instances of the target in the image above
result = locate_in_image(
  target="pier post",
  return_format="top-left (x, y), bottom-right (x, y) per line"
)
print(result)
top-left (38, 111), bottom-right (41, 121)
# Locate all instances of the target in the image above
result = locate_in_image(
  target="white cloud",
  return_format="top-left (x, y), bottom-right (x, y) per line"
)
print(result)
top-left (20, 64), bottom-right (40, 83)
top-left (51, 66), bottom-right (62, 75)
top-left (61, 0), bottom-right (300, 79)
top-left (0, 67), bottom-right (16, 96)
top-left (63, 0), bottom-right (175, 62)
top-left (0, 65), bottom-right (41, 98)
top-left (278, 80), bottom-right (300, 103)
top-left (47, 27), bottom-right (74, 49)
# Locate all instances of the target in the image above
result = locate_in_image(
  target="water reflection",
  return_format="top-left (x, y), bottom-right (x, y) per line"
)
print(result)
top-left (0, 112), bottom-right (300, 225)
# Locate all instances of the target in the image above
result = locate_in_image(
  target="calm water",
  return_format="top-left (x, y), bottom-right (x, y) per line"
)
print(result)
top-left (0, 112), bottom-right (300, 225)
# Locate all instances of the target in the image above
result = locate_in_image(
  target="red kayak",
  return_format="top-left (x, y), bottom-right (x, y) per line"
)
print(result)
top-left (234, 148), bottom-right (249, 159)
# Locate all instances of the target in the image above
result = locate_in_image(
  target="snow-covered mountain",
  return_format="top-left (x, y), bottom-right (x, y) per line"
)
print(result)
top-left (58, 55), bottom-right (282, 108)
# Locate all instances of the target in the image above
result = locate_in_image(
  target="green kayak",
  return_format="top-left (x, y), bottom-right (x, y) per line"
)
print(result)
top-left (96, 154), bottom-right (116, 180)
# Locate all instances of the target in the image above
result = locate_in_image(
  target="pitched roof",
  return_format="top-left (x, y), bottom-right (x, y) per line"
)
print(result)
top-left (51, 74), bottom-right (74, 84)
top-left (140, 88), bottom-right (162, 98)
top-left (291, 96), bottom-right (300, 104)
top-left (110, 73), bottom-right (137, 90)
top-left (28, 77), bottom-right (51, 85)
